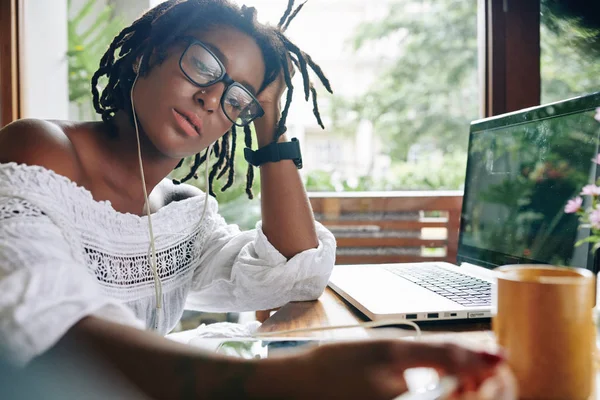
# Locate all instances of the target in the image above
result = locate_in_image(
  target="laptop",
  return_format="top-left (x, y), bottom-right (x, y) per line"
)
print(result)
top-left (328, 92), bottom-right (600, 322)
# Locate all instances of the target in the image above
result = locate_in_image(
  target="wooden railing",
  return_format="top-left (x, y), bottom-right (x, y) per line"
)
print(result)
top-left (309, 191), bottom-right (463, 265)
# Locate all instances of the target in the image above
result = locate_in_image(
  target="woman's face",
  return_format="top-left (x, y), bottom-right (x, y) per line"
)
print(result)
top-left (131, 25), bottom-right (266, 159)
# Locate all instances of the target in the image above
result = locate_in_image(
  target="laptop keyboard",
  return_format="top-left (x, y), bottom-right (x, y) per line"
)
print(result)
top-left (383, 265), bottom-right (492, 307)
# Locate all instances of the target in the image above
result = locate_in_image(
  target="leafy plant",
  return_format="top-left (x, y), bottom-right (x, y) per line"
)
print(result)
top-left (304, 150), bottom-right (468, 192)
top-left (350, 0), bottom-right (478, 160)
top-left (343, 0), bottom-right (600, 163)
top-left (67, 0), bottom-right (126, 120)
top-left (565, 109), bottom-right (600, 252)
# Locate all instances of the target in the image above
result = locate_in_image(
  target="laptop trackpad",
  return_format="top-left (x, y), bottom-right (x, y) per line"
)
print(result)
top-left (329, 266), bottom-right (458, 314)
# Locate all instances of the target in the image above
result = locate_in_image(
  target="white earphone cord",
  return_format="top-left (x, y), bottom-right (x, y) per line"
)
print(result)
top-left (131, 68), bottom-right (416, 337)
top-left (253, 318), bottom-right (422, 338)
top-left (130, 78), bottom-right (413, 338)
top-left (130, 70), bottom-right (162, 315)
top-left (131, 62), bottom-right (212, 331)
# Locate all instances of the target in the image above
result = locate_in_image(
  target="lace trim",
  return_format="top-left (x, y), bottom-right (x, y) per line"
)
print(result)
top-left (85, 231), bottom-right (201, 287)
top-left (0, 162), bottom-right (216, 301)
top-left (0, 162), bottom-right (216, 236)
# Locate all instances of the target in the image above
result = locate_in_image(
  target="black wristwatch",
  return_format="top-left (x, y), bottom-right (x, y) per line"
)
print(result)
top-left (244, 137), bottom-right (303, 169)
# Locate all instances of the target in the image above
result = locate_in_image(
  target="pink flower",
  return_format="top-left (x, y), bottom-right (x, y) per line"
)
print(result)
top-left (592, 154), bottom-right (600, 165)
top-left (565, 196), bottom-right (583, 213)
top-left (595, 107), bottom-right (600, 123)
top-left (589, 207), bottom-right (600, 229)
top-left (581, 184), bottom-right (600, 196)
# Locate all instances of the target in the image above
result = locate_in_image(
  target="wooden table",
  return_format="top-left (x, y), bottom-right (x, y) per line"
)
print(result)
top-left (258, 287), bottom-right (600, 399)
top-left (259, 287), bottom-right (495, 349)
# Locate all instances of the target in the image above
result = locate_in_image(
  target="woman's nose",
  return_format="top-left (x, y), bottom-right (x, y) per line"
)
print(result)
top-left (195, 83), bottom-right (225, 113)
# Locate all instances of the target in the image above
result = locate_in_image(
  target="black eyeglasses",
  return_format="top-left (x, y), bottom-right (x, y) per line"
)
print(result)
top-left (178, 37), bottom-right (264, 127)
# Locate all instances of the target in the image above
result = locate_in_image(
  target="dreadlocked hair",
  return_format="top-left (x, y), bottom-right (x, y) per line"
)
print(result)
top-left (91, 0), bottom-right (332, 199)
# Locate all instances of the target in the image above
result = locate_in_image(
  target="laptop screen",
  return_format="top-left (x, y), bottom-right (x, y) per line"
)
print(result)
top-left (457, 92), bottom-right (600, 271)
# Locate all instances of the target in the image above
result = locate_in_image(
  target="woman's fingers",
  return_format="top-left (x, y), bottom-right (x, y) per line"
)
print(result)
top-left (295, 340), bottom-right (508, 400)
top-left (387, 341), bottom-right (505, 396)
top-left (390, 342), bottom-right (503, 375)
top-left (474, 365), bottom-right (518, 400)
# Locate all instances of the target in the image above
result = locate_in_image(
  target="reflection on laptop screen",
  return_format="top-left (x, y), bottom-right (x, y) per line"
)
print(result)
top-left (459, 93), bottom-right (600, 270)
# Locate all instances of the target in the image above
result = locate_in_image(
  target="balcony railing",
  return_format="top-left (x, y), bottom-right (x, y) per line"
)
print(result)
top-left (309, 191), bottom-right (463, 265)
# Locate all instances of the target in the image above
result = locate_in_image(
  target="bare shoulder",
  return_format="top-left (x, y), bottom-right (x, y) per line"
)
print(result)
top-left (0, 118), bottom-right (81, 182)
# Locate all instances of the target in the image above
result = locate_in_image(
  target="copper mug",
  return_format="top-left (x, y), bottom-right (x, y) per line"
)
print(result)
top-left (493, 265), bottom-right (596, 400)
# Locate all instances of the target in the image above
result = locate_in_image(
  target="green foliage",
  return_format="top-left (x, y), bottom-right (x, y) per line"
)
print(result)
top-left (541, 0), bottom-right (600, 60)
top-left (350, 0), bottom-right (478, 160)
top-left (387, 150), bottom-right (467, 190)
top-left (541, 23), bottom-right (600, 104)
top-left (67, 0), bottom-right (126, 120)
top-left (304, 170), bottom-right (337, 191)
top-left (346, 0), bottom-right (600, 164)
top-left (304, 150), bottom-right (467, 192)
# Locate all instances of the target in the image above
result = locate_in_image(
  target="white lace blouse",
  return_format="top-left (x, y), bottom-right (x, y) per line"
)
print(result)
top-left (0, 162), bottom-right (336, 366)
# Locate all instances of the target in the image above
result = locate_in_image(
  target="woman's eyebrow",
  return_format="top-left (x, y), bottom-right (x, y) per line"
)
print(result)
top-left (204, 42), bottom-right (258, 96)
top-left (204, 42), bottom-right (229, 66)
top-left (239, 81), bottom-right (258, 96)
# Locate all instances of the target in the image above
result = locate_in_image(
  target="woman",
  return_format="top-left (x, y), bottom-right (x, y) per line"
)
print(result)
top-left (0, 0), bottom-right (506, 398)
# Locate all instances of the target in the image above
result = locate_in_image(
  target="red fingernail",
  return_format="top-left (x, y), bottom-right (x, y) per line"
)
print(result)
top-left (477, 351), bottom-right (504, 364)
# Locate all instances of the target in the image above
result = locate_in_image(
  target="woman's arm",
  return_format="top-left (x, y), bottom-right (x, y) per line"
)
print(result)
top-left (32, 316), bottom-right (282, 400)
top-left (31, 317), bottom-right (508, 400)
top-left (254, 108), bottom-right (319, 259)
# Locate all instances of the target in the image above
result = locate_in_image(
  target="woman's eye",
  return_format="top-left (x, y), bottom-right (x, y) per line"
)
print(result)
top-left (193, 58), bottom-right (211, 73)
top-left (192, 57), bottom-right (220, 79)
top-left (226, 98), bottom-right (243, 111)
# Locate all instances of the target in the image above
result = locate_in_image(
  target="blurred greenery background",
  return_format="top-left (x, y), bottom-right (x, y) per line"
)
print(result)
top-left (67, 0), bottom-right (600, 230)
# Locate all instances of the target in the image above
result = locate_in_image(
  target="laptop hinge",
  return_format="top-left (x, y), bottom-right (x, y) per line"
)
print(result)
top-left (459, 262), bottom-right (498, 280)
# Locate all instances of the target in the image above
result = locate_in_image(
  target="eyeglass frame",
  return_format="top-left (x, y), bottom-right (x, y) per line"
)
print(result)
top-left (177, 36), bottom-right (265, 127)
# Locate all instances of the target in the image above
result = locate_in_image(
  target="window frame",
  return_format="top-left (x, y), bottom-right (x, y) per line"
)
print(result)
top-left (4, 1), bottom-right (543, 124)
top-left (481, 0), bottom-right (541, 117)
top-left (0, 0), bottom-right (22, 126)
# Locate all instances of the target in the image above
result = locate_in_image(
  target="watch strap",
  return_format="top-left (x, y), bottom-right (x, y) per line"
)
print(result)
top-left (244, 138), bottom-right (303, 169)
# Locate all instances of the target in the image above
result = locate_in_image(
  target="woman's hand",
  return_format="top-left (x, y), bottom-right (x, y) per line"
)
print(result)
top-left (452, 364), bottom-right (517, 400)
top-left (256, 57), bottom-right (294, 112)
top-left (252, 340), bottom-right (510, 400)
top-left (253, 58), bottom-right (294, 146)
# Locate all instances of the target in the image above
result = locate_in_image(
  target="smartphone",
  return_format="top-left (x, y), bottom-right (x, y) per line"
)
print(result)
top-left (215, 338), bottom-right (324, 359)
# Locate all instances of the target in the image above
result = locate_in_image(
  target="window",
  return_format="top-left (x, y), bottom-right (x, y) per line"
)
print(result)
top-left (276, 0), bottom-right (479, 194)
top-left (25, 0), bottom-right (480, 201)
top-left (162, 0), bottom-right (479, 228)
top-left (13, 0), bottom-right (481, 264)
top-left (21, 0), bottom-right (583, 267)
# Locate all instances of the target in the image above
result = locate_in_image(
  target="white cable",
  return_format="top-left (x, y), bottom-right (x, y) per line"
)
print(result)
top-left (147, 145), bottom-right (212, 261)
top-left (130, 62), bottom-right (163, 326)
top-left (200, 145), bottom-right (212, 224)
top-left (131, 58), bottom-right (215, 331)
top-left (254, 320), bottom-right (466, 400)
top-left (253, 318), bottom-right (422, 338)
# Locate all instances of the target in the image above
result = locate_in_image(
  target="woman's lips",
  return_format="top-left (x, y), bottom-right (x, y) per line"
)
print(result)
top-left (173, 109), bottom-right (202, 137)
